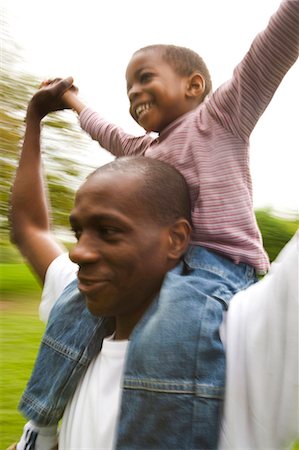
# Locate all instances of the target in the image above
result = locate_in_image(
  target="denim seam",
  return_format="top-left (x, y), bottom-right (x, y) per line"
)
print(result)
top-left (24, 320), bottom-right (107, 422)
top-left (185, 261), bottom-right (229, 277)
top-left (42, 335), bottom-right (90, 364)
top-left (123, 379), bottom-right (224, 399)
top-left (20, 393), bottom-right (61, 422)
top-left (185, 261), bottom-right (255, 291)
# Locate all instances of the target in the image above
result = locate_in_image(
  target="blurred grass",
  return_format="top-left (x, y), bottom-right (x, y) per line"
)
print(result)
top-left (0, 263), bottom-right (42, 299)
top-left (0, 262), bottom-right (44, 448)
top-left (1, 262), bottom-right (44, 448)
top-left (0, 294), bottom-right (44, 449)
top-left (0, 309), bottom-right (45, 448)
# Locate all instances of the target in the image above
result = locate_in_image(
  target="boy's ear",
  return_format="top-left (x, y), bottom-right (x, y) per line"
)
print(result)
top-left (185, 73), bottom-right (205, 100)
top-left (167, 219), bottom-right (192, 261)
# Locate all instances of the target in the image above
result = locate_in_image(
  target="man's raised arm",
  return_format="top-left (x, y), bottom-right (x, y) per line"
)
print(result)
top-left (10, 78), bottom-right (74, 283)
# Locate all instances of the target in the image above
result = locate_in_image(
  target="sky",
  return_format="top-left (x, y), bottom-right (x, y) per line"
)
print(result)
top-left (2, 0), bottom-right (299, 216)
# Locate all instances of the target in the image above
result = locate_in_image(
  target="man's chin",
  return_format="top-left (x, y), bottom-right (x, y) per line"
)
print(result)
top-left (85, 296), bottom-right (115, 318)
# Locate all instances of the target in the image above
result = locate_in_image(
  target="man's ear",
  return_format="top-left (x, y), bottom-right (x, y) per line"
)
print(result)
top-left (186, 73), bottom-right (205, 101)
top-left (167, 218), bottom-right (192, 261)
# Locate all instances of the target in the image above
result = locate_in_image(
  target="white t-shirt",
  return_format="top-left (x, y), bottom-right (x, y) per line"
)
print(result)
top-left (59, 336), bottom-right (128, 450)
top-left (39, 252), bottom-right (78, 323)
top-left (40, 232), bottom-right (299, 449)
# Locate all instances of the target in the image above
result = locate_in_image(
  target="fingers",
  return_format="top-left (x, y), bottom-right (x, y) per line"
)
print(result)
top-left (39, 76), bottom-right (74, 94)
top-left (39, 78), bottom-right (62, 88)
top-left (29, 76), bottom-right (77, 119)
top-left (52, 77), bottom-right (74, 96)
top-left (39, 79), bottom-right (52, 88)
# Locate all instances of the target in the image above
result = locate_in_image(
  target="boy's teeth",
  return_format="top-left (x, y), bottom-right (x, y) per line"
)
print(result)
top-left (136, 103), bottom-right (152, 117)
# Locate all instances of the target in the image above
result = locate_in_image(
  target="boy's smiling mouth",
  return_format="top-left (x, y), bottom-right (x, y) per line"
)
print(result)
top-left (135, 102), bottom-right (154, 119)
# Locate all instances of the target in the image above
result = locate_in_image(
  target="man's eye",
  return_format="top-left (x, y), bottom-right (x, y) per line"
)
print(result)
top-left (71, 227), bottom-right (82, 240)
top-left (99, 227), bottom-right (119, 238)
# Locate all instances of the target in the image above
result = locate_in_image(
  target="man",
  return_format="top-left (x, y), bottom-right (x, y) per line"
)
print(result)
top-left (9, 80), bottom-right (298, 449)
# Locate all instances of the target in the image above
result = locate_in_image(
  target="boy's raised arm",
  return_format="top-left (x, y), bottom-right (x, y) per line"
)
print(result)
top-left (10, 78), bottom-right (74, 283)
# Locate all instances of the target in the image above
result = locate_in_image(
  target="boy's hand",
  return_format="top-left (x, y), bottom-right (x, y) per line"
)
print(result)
top-left (27, 77), bottom-right (74, 121)
top-left (62, 88), bottom-right (87, 114)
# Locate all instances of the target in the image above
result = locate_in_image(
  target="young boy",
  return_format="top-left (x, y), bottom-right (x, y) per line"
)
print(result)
top-left (12, 0), bottom-right (298, 448)
top-left (62, 0), bottom-right (298, 277)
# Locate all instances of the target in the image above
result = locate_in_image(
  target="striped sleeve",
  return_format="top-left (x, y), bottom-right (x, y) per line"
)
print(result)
top-left (208, 0), bottom-right (299, 141)
top-left (79, 107), bottom-right (153, 157)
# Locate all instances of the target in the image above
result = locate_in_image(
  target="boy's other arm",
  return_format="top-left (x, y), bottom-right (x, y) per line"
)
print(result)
top-left (209, 0), bottom-right (299, 140)
top-left (10, 79), bottom-right (74, 284)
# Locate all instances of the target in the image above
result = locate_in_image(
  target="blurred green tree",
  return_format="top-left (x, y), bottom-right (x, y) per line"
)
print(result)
top-left (0, 19), bottom-right (102, 242)
top-left (255, 209), bottom-right (298, 262)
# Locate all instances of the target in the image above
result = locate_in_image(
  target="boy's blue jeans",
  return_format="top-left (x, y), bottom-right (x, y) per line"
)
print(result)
top-left (19, 245), bottom-right (257, 449)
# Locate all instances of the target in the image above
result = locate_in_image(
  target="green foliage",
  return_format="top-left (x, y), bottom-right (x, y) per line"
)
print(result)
top-left (47, 174), bottom-right (76, 229)
top-left (255, 209), bottom-right (298, 262)
top-left (0, 18), bottom-right (100, 241)
top-left (0, 240), bottom-right (24, 264)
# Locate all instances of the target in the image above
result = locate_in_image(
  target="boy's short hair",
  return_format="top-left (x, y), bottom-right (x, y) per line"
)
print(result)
top-left (135, 44), bottom-right (212, 101)
top-left (90, 156), bottom-right (192, 226)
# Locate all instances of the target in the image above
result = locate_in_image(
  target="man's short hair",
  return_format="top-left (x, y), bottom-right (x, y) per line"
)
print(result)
top-left (90, 156), bottom-right (192, 226)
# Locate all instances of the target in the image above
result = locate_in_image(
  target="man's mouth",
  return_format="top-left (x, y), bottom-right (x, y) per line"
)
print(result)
top-left (135, 102), bottom-right (153, 119)
top-left (78, 277), bottom-right (110, 294)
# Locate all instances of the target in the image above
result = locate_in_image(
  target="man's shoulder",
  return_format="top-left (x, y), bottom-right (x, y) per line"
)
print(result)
top-left (39, 253), bottom-right (78, 322)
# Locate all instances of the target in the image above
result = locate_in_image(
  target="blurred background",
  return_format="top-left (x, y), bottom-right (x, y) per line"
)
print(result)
top-left (0, 0), bottom-right (298, 447)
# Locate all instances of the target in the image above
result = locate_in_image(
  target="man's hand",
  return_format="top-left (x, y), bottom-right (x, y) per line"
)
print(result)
top-left (27, 77), bottom-right (75, 121)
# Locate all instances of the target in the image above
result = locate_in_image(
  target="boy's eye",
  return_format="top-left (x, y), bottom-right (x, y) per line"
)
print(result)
top-left (140, 72), bottom-right (153, 83)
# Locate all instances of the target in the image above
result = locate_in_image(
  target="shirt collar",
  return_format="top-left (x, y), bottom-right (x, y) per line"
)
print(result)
top-left (158, 109), bottom-right (195, 142)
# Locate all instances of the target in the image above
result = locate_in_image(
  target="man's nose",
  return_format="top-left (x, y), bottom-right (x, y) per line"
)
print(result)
top-left (69, 235), bottom-right (99, 265)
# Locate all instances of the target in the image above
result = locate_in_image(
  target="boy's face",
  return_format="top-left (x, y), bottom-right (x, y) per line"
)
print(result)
top-left (126, 49), bottom-right (191, 133)
top-left (69, 171), bottom-right (176, 338)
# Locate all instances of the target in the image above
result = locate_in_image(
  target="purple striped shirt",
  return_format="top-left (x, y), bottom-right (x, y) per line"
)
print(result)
top-left (79, 0), bottom-right (298, 273)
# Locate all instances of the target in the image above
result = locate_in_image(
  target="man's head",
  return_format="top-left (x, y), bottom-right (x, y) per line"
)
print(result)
top-left (69, 157), bottom-right (192, 339)
top-left (126, 44), bottom-right (212, 133)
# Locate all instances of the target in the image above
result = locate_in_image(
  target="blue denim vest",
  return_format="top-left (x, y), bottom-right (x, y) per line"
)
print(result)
top-left (19, 246), bottom-right (256, 449)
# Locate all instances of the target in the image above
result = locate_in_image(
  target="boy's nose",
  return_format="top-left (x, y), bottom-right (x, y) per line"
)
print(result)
top-left (128, 83), bottom-right (141, 102)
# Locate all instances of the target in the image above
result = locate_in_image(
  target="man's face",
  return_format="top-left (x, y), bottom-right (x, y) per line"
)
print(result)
top-left (69, 171), bottom-right (175, 337)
